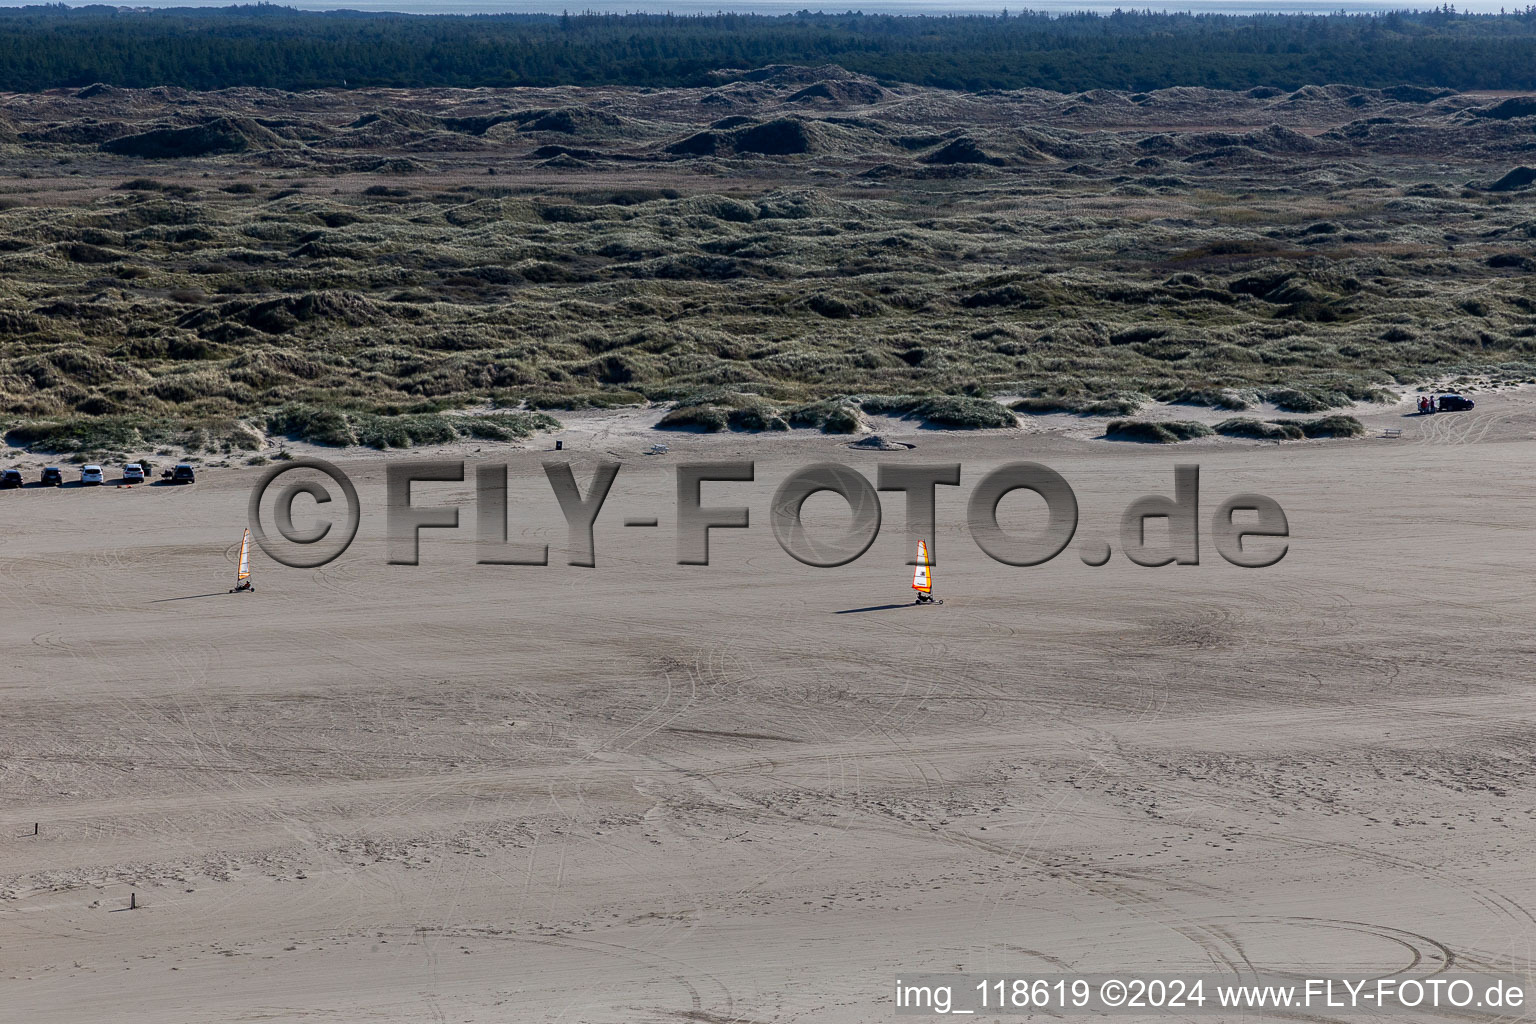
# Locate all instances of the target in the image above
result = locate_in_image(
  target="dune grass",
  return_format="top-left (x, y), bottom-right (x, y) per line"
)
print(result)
top-left (1105, 419), bottom-right (1215, 443)
top-left (264, 404), bottom-right (559, 448)
top-left (1, 82), bottom-right (1531, 451)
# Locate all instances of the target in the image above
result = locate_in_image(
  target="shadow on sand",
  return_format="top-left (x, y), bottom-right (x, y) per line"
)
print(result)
top-left (149, 592), bottom-right (232, 603)
top-left (834, 603), bottom-right (917, 614)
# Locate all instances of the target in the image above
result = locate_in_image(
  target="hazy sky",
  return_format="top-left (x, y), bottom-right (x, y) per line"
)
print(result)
top-left (1, 1), bottom-right (1524, 13)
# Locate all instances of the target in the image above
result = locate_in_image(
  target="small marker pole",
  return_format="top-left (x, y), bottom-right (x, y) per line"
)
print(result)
top-left (32, 822), bottom-right (39, 836)
top-left (129, 892), bottom-right (137, 910)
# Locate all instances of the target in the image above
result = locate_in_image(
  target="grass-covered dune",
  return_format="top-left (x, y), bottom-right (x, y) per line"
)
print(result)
top-left (1, 74), bottom-right (1533, 453)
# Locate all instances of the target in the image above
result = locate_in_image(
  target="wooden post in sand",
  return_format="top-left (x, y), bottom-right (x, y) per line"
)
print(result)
top-left (129, 892), bottom-right (137, 911)
top-left (32, 822), bottom-right (38, 837)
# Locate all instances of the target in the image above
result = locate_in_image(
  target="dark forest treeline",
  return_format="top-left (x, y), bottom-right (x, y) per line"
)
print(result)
top-left (2, 4), bottom-right (1536, 93)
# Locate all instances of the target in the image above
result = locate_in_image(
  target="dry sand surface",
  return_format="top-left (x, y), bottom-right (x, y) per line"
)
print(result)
top-left (4, 392), bottom-right (1536, 1022)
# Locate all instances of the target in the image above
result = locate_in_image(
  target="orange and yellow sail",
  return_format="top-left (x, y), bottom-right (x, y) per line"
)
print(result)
top-left (911, 539), bottom-right (932, 593)
top-left (236, 528), bottom-right (251, 582)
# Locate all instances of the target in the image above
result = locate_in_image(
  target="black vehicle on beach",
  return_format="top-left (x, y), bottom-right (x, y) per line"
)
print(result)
top-left (0, 469), bottom-right (22, 489)
top-left (40, 467), bottom-right (63, 486)
top-left (163, 463), bottom-right (196, 484)
top-left (1437, 394), bottom-right (1475, 411)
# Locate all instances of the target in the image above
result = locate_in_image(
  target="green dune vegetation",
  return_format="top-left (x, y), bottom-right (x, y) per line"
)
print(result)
top-left (1, 67), bottom-right (1534, 456)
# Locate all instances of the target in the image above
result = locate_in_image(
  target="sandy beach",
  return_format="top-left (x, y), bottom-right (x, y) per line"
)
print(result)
top-left (3, 391), bottom-right (1536, 1022)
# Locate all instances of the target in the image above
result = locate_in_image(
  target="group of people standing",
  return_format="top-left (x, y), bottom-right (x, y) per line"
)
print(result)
top-left (1418, 395), bottom-right (1439, 414)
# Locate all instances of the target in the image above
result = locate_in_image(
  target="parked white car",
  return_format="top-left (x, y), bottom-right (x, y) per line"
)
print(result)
top-left (81, 465), bottom-right (104, 486)
top-left (123, 463), bottom-right (145, 484)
